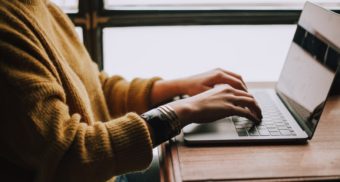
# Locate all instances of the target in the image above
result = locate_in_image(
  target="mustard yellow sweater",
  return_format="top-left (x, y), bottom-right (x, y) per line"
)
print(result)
top-left (0, 0), bottom-right (160, 181)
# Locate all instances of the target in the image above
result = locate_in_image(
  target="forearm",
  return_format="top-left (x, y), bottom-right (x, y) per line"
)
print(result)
top-left (101, 73), bottom-right (161, 116)
top-left (53, 113), bottom-right (154, 181)
top-left (150, 79), bottom-right (185, 107)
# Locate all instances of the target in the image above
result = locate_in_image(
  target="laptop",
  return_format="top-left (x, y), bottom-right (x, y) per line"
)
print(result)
top-left (183, 2), bottom-right (340, 145)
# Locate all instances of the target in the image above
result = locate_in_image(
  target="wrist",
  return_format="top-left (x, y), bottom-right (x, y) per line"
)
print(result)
top-left (159, 79), bottom-right (186, 96)
top-left (167, 100), bottom-right (193, 128)
top-left (141, 108), bottom-right (173, 147)
top-left (151, 79), bottom-right (186, 106)
top-left (141, 105), bottom-right (182, 147)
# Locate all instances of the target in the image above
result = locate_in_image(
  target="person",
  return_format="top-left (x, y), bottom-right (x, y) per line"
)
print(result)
top-left (0, 0), bottom-right (262, 181)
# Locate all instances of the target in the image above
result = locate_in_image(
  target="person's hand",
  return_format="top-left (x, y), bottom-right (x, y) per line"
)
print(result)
top-left (167, 84), bottom-right (262, 127)
top-left (177, 68), bottom-right (248, 96)
top-left (151, 68), bottom-right (248, 106)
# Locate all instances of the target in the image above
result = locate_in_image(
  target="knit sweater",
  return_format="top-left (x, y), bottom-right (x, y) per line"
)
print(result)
top-left (0, 0), bottom-right (160, 181)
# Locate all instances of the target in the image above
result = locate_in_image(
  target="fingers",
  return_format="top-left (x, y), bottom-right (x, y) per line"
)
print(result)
top-left (229, 96), bottom-right (262, 120)
top-left (231, 88), bottom-right (254, 98)
top-left (230, 105), bottom-right (261, 124)
top-left (216, 85), bottom-right (261, 117)
top-left (231, 89), bottom-right (263, 118)
top-left (216, 86), bottom-right (262, 120)
top-left (215, 72), bottom-right (248, 92)
top-left (221, 69), bottom-right (246, 87)
top-left (214, 68), bottom-right (247, 89)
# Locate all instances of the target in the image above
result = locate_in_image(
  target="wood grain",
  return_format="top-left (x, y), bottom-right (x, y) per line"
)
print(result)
top-left (160, 91), bottom-right (340, 182)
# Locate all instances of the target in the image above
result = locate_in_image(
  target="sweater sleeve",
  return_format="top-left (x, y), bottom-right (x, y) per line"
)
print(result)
top-left (0, 15), bottom-right (153, 182)
top-left (99, 72), bottom-right (161, 117)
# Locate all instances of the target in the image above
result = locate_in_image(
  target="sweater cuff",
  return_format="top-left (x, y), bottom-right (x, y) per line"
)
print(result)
top-left (145, 77), bottom-right (162, 109)
top-left (105, 113), bottom-right (153, 174)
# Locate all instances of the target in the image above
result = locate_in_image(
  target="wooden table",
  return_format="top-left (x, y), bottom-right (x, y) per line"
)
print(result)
top-left (159, 83), bottom-right (340, 182)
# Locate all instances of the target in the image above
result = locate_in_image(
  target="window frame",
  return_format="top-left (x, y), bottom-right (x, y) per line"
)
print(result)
top-left (64, 0), bottom-right (340, 70)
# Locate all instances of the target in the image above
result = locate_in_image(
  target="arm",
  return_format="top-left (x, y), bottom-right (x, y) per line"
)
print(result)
top-left (144, 69), bottom-right (262, 148)
top-left (99, 73), bottom-right (161, 117)
top-left (150, 68), bottom-right (249, 107)
top-left (0, 25), bottom-right (153, 182)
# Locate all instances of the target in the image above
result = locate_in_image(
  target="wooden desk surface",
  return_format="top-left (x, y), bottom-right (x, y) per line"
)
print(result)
top-left (159, 84), bottom-right (340, 182)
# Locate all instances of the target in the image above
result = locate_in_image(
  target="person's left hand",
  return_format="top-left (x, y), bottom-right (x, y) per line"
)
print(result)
top-left (151, 68), bottom-right (248, 106)
top-left (177, 68), bottom-right (247, 96)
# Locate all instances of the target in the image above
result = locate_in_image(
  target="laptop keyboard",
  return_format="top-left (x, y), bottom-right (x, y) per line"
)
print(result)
top-left (233, 92), bottom-right (297, 137)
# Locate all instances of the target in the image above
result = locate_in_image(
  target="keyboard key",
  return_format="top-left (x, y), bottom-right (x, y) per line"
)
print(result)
top-left (236, 129), bottom-right (248, 136)
top-left (248, 130), bottom-right (259, 136)
top-left (278, 126), bottom-right (288, 130)
top-left (270, 131), bottom-right (281, 136)
top-left (258, 129), bottom-right (270, 136)
top-left (249, 133), bottom-right (259, 136)
top-left (265, 124), bottom-right (276, 128)
top-left (268, 128), bottom-right (279, 132)
top-left (257, 126), bottom-right (266, 130)
top-left (279, 130), bottom-right (291, 136)
top-left (232, 92), bottom-right (299, 137)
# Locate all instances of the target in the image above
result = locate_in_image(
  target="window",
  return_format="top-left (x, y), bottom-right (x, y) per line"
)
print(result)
top-left (103, 25), bottom-right (296, 82)
top-left (75, 27), bottom-right (83, 42)
top-left (51, 0), bottom-right (340, 81)
top-left (50, 0), bottom-right (79, 13)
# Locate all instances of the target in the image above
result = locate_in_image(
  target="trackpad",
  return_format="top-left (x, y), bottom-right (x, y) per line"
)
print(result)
top-left (183, 117), bottom-right (237, 142)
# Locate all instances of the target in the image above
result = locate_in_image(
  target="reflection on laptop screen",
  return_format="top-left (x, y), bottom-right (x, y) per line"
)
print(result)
top-left (276, 24), bottom-right (339, 136)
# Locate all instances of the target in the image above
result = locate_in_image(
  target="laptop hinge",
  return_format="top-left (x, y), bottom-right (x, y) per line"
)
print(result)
top-left (275, 89), bottom-right (313, 139)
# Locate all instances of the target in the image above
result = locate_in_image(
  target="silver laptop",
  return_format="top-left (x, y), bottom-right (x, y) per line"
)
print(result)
top-left (183, 2), bottom-right (340, 145)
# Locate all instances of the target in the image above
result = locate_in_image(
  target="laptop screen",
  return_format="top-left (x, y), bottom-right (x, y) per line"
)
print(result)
top-left (276, 24), bottom-right (339, 138)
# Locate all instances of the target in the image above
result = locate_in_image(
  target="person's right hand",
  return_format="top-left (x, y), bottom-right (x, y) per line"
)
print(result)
top-left (167, 84), bottom-right (262, 127)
